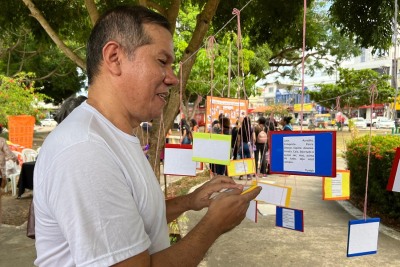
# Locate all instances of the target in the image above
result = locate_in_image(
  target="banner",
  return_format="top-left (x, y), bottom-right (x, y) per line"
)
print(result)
top-left (205, 96), bottom-right (248, 132)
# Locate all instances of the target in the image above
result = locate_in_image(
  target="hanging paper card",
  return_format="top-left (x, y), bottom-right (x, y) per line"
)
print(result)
top-left (227, 159), bottom-right (256, 176)
top-left (323, 170), bottom-right (350, 200)
top-left (246, 200), bottom-right (258, 223)
top-left (192, 132), bottom-right (231, 165)
top-left (164, 144), bottom-right (196, 176)
top-left (269, 131), bottom-right (336, 177)
top-left (256, 181), bottom-right (291, 207)
top-left (276, 206), bottom-right (304, 232)
top-left (347, 218), bottom-right (380, 257)
top-left (387, 147), bottom-right (400, 192)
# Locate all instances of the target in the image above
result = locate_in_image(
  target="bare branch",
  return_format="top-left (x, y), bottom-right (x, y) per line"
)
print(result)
top-left (84, 0), bottom-right (99, 26)
top-left (146, 1), bottom-right (167, 17)
top-left (21, 0), bottom-right (86, 70)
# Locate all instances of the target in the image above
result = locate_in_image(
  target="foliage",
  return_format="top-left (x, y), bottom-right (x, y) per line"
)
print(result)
top-left (212, 0), bottom-right (361, 80)
top-left (175, 3), bottom-right (269, 118)
top-left (309, 68), bottom-right (394, 111)
top-left (345, 135), bottom-right (400, 222)
top-left (330, 0), bottom-right (395, 52)
top-left (0, 8), bottom-right (86, 103)
top-left (0, 72), bottom-right (47, 126)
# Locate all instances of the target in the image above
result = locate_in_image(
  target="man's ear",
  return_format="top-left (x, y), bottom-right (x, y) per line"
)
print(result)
top-left (102, 41), bottom-right (122, 76)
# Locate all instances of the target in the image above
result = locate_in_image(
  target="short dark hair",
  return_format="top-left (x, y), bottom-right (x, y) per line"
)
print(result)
top-left (86, 5), bottom-right (170, 84)
top-left (212, 120), bottom-right (220, 126)
top-left (257, 117), bottom-right (266, 124)
top-left (54, 95), bottom-right (87, 124)
top-left (284, 116), bottom-right (293, 124)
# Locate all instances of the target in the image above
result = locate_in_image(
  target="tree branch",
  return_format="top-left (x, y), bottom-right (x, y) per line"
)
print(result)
top-left (84, 0), bottom-right (99, 26)
top-left (21, 0), bottom-right (86, 70)
top-left (146, 0), bottom-right (167, 17)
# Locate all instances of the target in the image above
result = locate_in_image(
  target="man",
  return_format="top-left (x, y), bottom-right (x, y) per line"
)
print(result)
top-left (33, 5), bottom-right (261, 266)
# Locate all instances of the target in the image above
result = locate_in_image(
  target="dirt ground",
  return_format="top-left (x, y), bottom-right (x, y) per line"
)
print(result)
top-left (0, 190), bottom-right (32, 226)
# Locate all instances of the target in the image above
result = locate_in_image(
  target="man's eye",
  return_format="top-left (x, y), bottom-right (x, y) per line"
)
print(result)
top-left (159, 59), bottom-right (166, 65)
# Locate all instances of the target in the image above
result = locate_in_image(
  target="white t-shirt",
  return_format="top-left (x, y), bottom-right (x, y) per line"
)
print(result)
top-left (34, 102), bottom-right (169, 266)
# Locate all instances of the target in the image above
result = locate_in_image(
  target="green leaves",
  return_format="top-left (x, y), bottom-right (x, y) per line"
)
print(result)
top-left (310, 68), bottom-right (394, 110)
top-left (330, 0), bottom-right (395, 52)
top-left (0, 72), bottom-right (47, 126)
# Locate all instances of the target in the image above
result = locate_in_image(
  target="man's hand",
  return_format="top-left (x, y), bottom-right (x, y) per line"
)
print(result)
top-left (187, 176), bottom-right (243, 211)
top-left (205, 185), bottom-right (261, 235)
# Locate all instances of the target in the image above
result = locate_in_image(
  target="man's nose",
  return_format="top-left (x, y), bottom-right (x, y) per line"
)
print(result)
top-left (165, 68), bottom-right (179, 86)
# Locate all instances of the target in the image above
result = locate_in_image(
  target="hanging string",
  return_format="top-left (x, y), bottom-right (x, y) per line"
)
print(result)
top-left (153, 113), bottom-right (164, 171)
top-left (335, 96), bottom-right (341, 111)
top-left (363, 83), bottom-right (378, 220)
top-left (299, 0), bottom-right (307, 133)
top-left (180, 0), bottom-right (254, 66)
top-left (179, 62), bottom-right (184, 143)
top-left (206, 36), bottom-right (216, 136)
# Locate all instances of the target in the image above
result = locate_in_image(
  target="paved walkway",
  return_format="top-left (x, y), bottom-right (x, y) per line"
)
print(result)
top-left (182, 155), bottom-right (400, 266)
top-left (1, 155), bottom-right (400, 266)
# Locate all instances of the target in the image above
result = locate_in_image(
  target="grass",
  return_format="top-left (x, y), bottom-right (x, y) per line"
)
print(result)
top-left (165, 171), bottom-right (211, 198)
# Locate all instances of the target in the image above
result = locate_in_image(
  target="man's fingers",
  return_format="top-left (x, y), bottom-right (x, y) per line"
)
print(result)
top-left (208, 182), bottom-right (244, 194)
top-left (210, 175), bottom-right (237, 185)
top-left (240, 186), bottom-right (262, 201)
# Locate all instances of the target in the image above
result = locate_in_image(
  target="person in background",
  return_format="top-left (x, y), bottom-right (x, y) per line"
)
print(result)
top-left (33, 6), bottom-right (261, 266)
top-left (253, 117), bottom-right (268, 177)
top-left (0, 125), bottom-right (19, 190)
top-left (213, 117), bottom-right (231, 175)
top-left (53, 95), bottom-right (88, 124)
top-left (180, 118), bottom-right (192, 144)
top-left (231, 120), bottom-right (239, 160)
top-left (280, 116), bottom-right (293, 131)
top-left (237, 116), bottom-right (253, 180)
top-left (190, 118), bottom-right (199, 133)
top-left (212, 119), bottom-right (221, 133)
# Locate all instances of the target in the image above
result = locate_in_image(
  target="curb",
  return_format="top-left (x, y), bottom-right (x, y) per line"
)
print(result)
top-left (336, 200), bottom-right (400, 241)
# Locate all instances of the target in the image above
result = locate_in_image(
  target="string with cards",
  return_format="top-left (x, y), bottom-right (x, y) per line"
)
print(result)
top-left (363, 84), bottom-right (378, 219)
top-left (162, 1), bottom-right (255, 183)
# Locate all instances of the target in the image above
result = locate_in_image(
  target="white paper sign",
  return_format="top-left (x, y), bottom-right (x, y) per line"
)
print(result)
top-left (164, 147), bottom-right (197, 176)
top-left (235, 161), bottom-right (248, 173)
top-left (393, 159), bottom-right (400, 192)
top-left (246, 200), bottom-right (257, 222)
top-left (347, 219), bottom-right (380, 257)
top-left (256, 182), bottom-right (291, 207)
top-left (192, 133), bottom-right (231, 165)
top-left (283, 136), bottom-right (315, 173)
top-left (282, 208), bottom-right (295, 229)
top-left (331, 173), bottom-right (343, 197)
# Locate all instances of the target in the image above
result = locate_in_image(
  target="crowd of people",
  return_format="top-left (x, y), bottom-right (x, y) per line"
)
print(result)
top-left (199, 114), bottom-right (294, 178)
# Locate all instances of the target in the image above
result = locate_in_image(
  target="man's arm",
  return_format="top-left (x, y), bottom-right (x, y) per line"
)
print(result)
top-left (114, 186), bottom-right (262, 266)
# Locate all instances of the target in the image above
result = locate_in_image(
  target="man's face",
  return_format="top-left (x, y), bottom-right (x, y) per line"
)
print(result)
top-left (118, 24), bottom-right (178, 126)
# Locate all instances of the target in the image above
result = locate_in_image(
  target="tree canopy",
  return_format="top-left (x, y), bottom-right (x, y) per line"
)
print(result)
top-left (309, 68), bottom-right (394, 112)
top-left (330, 0), bottom-right (396, 52)
top-left (0, 0), bottom-right (372, 174)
